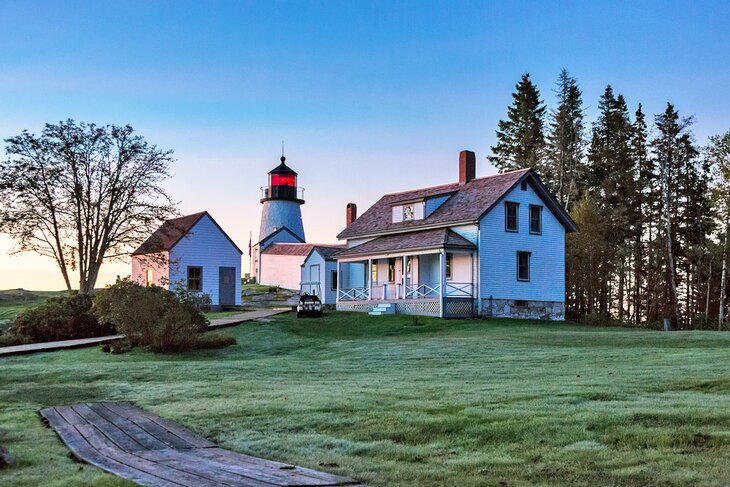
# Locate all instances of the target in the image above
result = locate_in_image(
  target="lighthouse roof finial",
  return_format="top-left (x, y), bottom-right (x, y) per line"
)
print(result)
top-left (281, 140), bottom-right (285, 163)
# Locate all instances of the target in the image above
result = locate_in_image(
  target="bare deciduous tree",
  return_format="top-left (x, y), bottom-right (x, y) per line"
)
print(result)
top-left (0, 120), bottom-right (177, 294)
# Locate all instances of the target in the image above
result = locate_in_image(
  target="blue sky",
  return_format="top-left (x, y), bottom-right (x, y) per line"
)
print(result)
top-left (1, 1), bottom-right (728, 289)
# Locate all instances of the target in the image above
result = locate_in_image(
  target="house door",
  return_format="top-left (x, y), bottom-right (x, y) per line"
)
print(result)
top-left (218, 267), bottom-right (236, 306)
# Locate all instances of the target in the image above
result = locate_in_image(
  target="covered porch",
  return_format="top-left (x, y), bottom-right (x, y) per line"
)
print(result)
top-left (335, 229), bottom-right (478, 318)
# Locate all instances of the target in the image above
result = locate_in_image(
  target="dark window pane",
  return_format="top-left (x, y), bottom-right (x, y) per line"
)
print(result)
top-left (505, 202), bottom-right (519, 231)
top-left (517, 252), bottom-right (530, 281)
top-left (388, 258), bottom-right (396, 282)
top-left (530, 205), bottom-right (542, 234)
top-left (187, 266), bottom-right (202, 291)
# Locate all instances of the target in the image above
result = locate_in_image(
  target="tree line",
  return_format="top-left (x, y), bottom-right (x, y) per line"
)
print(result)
top-left (489, 71), bottom-right (730, 329)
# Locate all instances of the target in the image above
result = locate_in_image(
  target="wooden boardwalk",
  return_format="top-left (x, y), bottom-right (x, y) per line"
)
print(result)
top-left (40, 402), bottom-right (364, 487)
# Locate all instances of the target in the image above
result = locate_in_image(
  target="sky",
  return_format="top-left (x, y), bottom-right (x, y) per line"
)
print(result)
top-left (0, 0), bottom-right (728, 291)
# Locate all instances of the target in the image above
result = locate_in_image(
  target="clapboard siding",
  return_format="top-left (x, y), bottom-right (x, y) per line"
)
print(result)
top-left (169, 214), bottom-right (242, 306)
top-left (478, 183), bottom-right (565, 302)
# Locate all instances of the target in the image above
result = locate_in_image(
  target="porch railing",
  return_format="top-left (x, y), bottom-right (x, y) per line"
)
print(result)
top-left (338, 287), bottom-right (370, 301)
top-left (444, 282), bottom-right (474, 298)
top-left (339, 282), bottom-right (474, 301)
top-left (405, 283), bottom-right (441, 299)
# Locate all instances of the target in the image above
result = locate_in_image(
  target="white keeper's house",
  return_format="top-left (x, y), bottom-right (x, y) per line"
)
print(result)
top-left (329, 150), bottom-right (577, 320)
top-left (131, 211), bottom-right (242, 309)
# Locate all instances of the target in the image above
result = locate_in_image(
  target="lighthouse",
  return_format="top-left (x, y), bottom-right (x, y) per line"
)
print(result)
top-left (258, 155), bottom-right (305, 243)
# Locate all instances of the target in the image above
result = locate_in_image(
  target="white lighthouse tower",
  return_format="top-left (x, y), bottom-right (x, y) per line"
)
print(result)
top-left (258, 155), bottom-right (305, 242)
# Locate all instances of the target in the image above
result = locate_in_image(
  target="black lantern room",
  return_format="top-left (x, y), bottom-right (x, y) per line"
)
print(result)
top-left (260, 156), bottom-right (304, 203)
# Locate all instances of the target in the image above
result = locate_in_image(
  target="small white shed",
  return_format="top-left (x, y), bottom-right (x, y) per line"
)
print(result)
top-left (300, 245), bottom-right (346, 305)
top-left (131, 212), bottom-right (243, 308)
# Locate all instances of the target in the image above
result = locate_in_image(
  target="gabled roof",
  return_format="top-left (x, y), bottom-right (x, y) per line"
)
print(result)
top-left (132, 211), bottom-right (243, 256)
top-left (336, 228), bottom-right (476, 259)
top-left (337, 169), bottom-right (576, 239)
top-left (302, 244), bottom-right (348, 263)
top-left (259, 226), bottom-right (306, 246)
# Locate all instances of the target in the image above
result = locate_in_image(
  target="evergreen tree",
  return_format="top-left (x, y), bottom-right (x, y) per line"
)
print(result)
top-left (586, 86), bottom-right (635, 315)
top-left (546, 69), bottom-right (584, 210)
top-left (629, 104), bottom-right (651, 324)
top-left (489, 73), bottom-right (546, 172)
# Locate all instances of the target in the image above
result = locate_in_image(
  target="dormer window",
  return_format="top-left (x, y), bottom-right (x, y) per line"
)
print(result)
top-left (403, 205), bottom-right (414, 221)
top-left (392, 201), bottom-right (424, 223)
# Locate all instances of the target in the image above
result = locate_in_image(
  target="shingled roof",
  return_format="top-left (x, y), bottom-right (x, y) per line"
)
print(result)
top-left (132, 211), bottom-right (242, 256)
top-left (262, 243), bottom-right (345, 257)
top-left (337, 169), bottom-right (576, 239)
top-left (336, 228), bottom-right (476, 259)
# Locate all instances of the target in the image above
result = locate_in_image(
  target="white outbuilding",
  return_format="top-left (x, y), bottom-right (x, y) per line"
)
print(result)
top-left (131, 211), bottom-right (242, 309)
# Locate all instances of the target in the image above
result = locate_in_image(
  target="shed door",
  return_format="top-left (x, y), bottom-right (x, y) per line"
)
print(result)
top-left (309, 264), bottom-right (320, 295)
top-left (219, 267), bottom-right (236, 306)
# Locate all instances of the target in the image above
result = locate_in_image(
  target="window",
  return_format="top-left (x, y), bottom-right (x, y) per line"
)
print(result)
top-left (145, 268), bottom-right (154, 286)
top-left (529, 205), bottom-right (542, 235)
top-left (520, 180), bottom-right (528, 191)
top-left (388, 258), bottom-right (396, 283)
top-left (331, 270), bottom-right (338, 291)
top-left (371, 262), bottom-right (378, 283)
top-left (445, 253), bottom-right (453, 280)
top-left (514, 300), bottom-right (528, 307)
top-left (517, 252), bottom-right (531, 282)
top-left (505, 202), bottom-right (519, 232)
top-left (403, 205), bottom-right (414, 221)
top-left (187, 266), bottom-right (202, 291)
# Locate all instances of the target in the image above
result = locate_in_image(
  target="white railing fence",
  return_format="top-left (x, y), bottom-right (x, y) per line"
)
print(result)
top-left (338, 287), bottom-right (370, 301)
top-left (405, 283), bottom-right (441, 299)
top-left (444, 282), bottom-right (474, 298)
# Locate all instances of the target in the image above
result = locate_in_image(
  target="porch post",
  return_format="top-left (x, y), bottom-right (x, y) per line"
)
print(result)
top-left (367, 258), bottom-right (372, 301)
top-left (439, 250), bottom-right (446, 318)
top-left (402, 255), bottom-right (407, 299)
top-left (336, 260), bottom-right (341, 303)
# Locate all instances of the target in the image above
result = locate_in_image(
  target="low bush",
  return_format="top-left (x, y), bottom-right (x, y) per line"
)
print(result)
top-left (12, 294), bottom-right (115, 342)
top-left (194, 333), bottom-right (237, 350)
top-left (0, 332), bottom-right (31, 347)
top-left (93, 279), bottom-right (208, 353)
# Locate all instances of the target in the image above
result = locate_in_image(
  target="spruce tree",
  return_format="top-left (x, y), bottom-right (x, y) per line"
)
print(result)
top-left (546, 69), bottom-right (584, 209)
top-left (489, 73), bottom-right (546, 172)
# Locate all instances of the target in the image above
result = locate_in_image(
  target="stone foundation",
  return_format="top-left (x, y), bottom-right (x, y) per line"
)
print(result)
top-left (481, 298), bottom-right (565, 321)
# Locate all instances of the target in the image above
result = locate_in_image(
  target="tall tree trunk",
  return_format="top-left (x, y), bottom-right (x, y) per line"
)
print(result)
top-left (720, 220), bottom-right (729, 329)
top-left (705, 258), bottom-right (712, 318)
top-left (663, 156), bottom-right (680, 327)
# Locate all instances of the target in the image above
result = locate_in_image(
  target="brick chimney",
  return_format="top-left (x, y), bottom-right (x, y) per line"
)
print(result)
top-left (459, 150), bottom-right (476, 184)
top-left (346, 203), bottom-right (357, 226)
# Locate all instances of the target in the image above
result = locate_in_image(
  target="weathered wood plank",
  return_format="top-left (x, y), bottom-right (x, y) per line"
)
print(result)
top-left (71, 403), bottom-right (146, 453)
top-left (53, 424), bottom-right (185, 487)
top-left (39, 407), bottom-right (70, 428)
top-left (100, 403), bottom-right (196, 450)
top-left (139, 449), bottom-right (279, 487)
top-left (41, 402), bottom-right (366, 487)
top-left (75, 424), bottom-right (222, 487)
top-left (53, 405), bottom-right (88, 425)
top-left (195, 448), bottom-right (361, 486)
top-left (87, 403), bottom-right (170, 451)
top-left (107, 402), bottom-right (215, 448)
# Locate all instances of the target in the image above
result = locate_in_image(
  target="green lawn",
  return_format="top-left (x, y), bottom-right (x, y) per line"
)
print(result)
top-left (2, 313), bottom-right (730, 486)
top-left (0, 290), bottom-right (67, 329)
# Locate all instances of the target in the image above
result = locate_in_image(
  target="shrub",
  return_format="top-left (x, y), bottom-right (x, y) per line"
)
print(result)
top-left (12, 294), bottom-right (115, 342)
top-left (0, 332), bottom-right (31, 347)
top-left (93, 279), bottom-right (208, 353)
top-left (194, 333), bottom-right (237, 350)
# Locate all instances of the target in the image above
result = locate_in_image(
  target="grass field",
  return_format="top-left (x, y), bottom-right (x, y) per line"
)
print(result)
top-left (1, 312), bottom-right (730, 486)
top-left (0, 290), bottom-right (68, 329)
